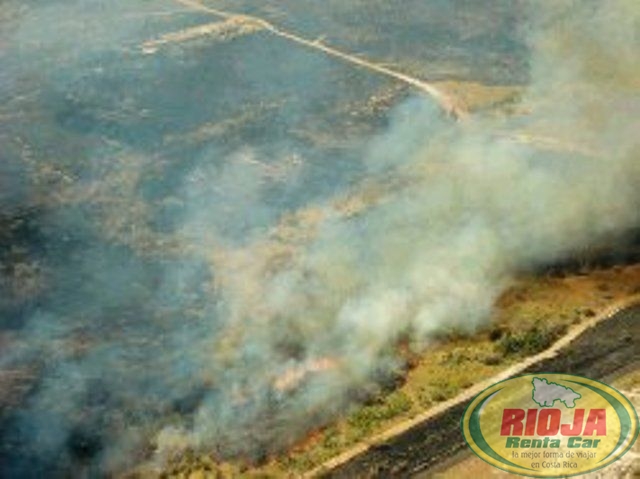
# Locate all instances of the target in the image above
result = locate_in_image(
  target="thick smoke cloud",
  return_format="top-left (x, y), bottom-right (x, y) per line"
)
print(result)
top-left (0, 0), bottom-right (638, 476)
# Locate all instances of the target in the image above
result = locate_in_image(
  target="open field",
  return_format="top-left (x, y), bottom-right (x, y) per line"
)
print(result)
top-left (1, 1), bottom-right (638, 478)
top-left (151, 264), bottom-right (640, 477)
top-left (1, 2), bottom-right (532, 475)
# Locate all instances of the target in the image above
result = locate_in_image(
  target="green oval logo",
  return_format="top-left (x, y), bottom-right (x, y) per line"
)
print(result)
top-left (461, 374), bottom-right (639, 477)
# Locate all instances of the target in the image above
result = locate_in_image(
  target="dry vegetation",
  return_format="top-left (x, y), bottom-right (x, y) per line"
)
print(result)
top-left (139, 264), bottom-right (640, 478)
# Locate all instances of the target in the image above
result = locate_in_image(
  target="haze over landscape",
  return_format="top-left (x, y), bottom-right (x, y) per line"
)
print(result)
top-left (0, 0), bottom-right (638, 476)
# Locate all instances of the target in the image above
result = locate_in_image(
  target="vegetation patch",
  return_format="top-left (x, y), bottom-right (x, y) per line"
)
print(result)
top-left (496, 323), bottom-right (568, 357)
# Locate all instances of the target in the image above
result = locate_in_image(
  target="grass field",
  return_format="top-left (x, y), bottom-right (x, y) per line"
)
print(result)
top-left (145, 264), bottom-right (640, 478)
top-left (3, 3), bottom-right (637, 478)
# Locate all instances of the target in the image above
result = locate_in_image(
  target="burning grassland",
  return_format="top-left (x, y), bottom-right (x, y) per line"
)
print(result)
top-left (0, 0), bottom-right (638, 477)
top-left (147, 265), bottom-right (640, 477)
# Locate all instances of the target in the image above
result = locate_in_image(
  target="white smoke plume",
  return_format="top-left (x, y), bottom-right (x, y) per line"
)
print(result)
top-left (0, 0), bottom-right (638, 476)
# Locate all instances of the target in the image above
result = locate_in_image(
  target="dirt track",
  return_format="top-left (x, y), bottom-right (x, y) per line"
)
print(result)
top-left (171, 0), bottom-right (466, 118)
top-left (321, 303), bottom-right (640, 478)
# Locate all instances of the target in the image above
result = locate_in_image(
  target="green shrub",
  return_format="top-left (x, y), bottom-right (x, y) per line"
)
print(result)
top-left (347, 391), bottom-right (413, 433)
top-left (498, 324), bottom-right (567, 357)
